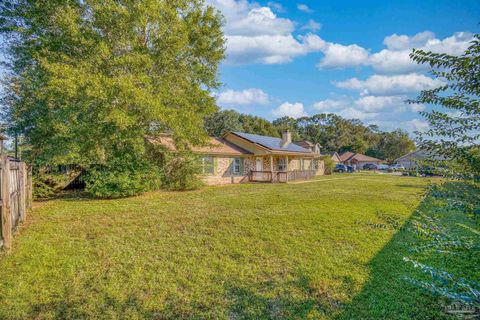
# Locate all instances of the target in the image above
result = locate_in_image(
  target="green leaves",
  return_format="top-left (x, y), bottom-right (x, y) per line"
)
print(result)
top-left (1, 0), bottom-right (225, 195)
top-left (410, 34), bottom-right (480, 178)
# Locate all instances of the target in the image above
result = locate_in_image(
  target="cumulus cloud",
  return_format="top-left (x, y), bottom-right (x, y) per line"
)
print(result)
top-left (216, 88), bottom-right (270, 106)
top-left (312, 99), bottom-right (350, 111)
top-left (267, 1), bottom-right (285, 13)
top-left (208, 0), bottom-right (327, 64)
top-left (227, 33), bottom-right (326, 64)
top-left (312, 95), bottom-right (426, 124)
top-left (316, 31), bottom-right (474, 73)
top-left (317, 43), bottom-right (370, 69)
top-left (335, 73), bottom-right (444, 96)
top-left (369, 119), bottom-right (429, 132)
top-left (301, 19), bottom-right (322, 32)
top-left (354, 96), bottom-right (402, 113)
top-left (297, 4), bottom-right (314, 13)
top-left (272, 102), bottom-right (308, 118)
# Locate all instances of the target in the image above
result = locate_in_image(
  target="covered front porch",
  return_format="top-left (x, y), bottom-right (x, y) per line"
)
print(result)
top-left (249, 155), bottom-right (322, 183)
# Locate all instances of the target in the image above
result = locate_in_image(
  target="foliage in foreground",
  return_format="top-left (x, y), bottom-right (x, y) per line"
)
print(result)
top-left (404, 182), bottom-right (480, 310)
top-left (409, 33), bottom-right (480, 178)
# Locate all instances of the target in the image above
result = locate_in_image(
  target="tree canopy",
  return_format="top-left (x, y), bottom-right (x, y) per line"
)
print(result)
top-left (0, 0), bottom-right (225, 166)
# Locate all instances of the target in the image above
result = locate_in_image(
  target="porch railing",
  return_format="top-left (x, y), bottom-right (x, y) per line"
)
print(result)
top-left (277, 170), bottom-right (317, 183)
top-left (250, 171), bottom-right (273, 182)
top-left (250, 170), bottom-right (317, 183)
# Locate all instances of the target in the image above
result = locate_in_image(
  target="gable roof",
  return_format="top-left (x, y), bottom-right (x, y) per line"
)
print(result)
top-left (396, 150), bottom-right (446, 162)
top-left (230, 132), bottom-right (312, 154)
top-left (295, 141), bottom-right (314, 149)
top-left (149, 135), bottom-right (252, 156)
top-left (339, 152), bottom-right (383, 162)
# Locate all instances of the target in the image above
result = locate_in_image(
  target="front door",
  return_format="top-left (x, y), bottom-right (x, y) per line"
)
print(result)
top-left (256, 157), bottom-right (263, 171)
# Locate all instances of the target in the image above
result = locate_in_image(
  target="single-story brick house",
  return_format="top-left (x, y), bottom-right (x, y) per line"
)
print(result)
top-left (339, 152), bottom-right (383, 169)
top-left (152, 130), bottom-right (324, 185)
top-left (395, 150), bottom-right (446, 169)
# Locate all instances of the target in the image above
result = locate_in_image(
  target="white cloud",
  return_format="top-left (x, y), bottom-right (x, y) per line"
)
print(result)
top-left (316, 31), bottom-right (474, 73)
top-left (297, 4), bottom-right (313, 13)
top-left (335, 73), bottom-right (444, 96)
top-left (301, 19), bottom-right (322, 32)
top-left (370, 119), bottom-right (429, 132)
top-left (226, 33), bottom-right (326, 64)
top-left (354, 96), bottom-right (401, 112)
top-left (208, 0), bottom-right (327, 64)
top-left (267, 1), bottom-right (285, 13)
top-left (317, 43), bottom-right (370, 69)
top-left (226, 6), bottom-right (294, 36)
top-left (383, 31), bottom-right (436, 51)
top-left (409, 103), bottom-right (426, 112)
top-left (312, 99), bottom-right (350, 111)
top-left (217, 88), bottom-right (269, 106)
top-left (338, 108), bottom-right (380, 121)
top-left (312, 95), bottom-right (426, 125)
top-left (272, 102), bottom-right (308, 118)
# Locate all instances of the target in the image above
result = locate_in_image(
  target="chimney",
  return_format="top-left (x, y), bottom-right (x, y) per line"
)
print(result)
top-left (281, 130), bottom-right (291, 147)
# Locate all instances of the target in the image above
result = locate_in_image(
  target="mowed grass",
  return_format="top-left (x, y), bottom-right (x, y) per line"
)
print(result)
top-left (0, 174), bottom-right (471, 319)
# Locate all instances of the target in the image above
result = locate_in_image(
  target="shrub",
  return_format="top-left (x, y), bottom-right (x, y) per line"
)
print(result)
top-left (321, 156), bottom-right (335, 175)
top-left (33, 171), bottom-right (70, 199)
top-left (160, 152), bottom-right (204, 191)
top-left (84, 158), bottom-right (162, 198)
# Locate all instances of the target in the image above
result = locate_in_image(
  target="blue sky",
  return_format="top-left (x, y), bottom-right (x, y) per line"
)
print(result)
top-left (209, 0), bottom-right (480, 133)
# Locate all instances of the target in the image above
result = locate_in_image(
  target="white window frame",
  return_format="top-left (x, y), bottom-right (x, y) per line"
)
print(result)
top-left (201, 156), bottom-right (214, 175)
top-left (233, 157), bottom-right (241, 174)
top-left (278, 158), bottom-right (287, 171)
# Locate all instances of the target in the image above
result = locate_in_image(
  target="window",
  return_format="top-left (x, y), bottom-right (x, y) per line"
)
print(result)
top-left (300, 158), bottom-right (305, 171)
top-left (201, 156), bottom-right (214, 175)
top-left (312, 160), bottom-right (318, 170)
top-left (278, 158), bottom-right (287, 171)
top-left (233, 158), bottom-right (242, 174)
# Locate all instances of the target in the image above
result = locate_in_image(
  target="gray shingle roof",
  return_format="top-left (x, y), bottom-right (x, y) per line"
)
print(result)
top-left (232, 132), bottom-right (312, 153)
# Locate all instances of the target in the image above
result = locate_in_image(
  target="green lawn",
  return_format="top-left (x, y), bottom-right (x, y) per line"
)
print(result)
top-left (0, 174), bottom-right (477, 319)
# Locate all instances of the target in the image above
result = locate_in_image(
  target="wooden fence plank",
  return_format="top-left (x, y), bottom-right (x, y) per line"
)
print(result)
top-left (1, 156), bottom-right (12, 250)
top-left (19, 162), bottom-right (26, 222)
top-left (26, 165), bottom-right (33, 211)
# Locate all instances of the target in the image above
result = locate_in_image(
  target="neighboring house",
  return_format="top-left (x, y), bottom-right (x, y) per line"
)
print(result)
top-left (324, 151), bottom-right (341, 164)
top-left (339, 152), bottom-right (383, 169)
top-left (151, 130), bottom-right (324, 185)
top-left (395, 150), bottom-right (446, 169)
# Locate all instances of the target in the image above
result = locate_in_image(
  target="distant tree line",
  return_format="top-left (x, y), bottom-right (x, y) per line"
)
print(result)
top-left (205, 110), bottom-right (416, 162)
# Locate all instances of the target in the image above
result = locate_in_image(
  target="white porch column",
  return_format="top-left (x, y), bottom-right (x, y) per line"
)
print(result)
top-left (285, 155), bottom-right (289, 182)
top-left (270, 155), bottom-right (274, 182)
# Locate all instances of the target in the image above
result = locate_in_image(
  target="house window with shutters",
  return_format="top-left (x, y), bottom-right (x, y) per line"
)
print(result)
top-left (232, 157), bottom-right (242, 175)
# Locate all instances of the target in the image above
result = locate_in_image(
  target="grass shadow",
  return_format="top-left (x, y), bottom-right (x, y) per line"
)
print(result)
top-left (334, 181), bottom-right (478, 320)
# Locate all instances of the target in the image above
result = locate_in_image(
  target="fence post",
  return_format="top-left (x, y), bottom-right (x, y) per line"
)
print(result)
top-left (1, 156), bottom-right (12, 250)
top-left (19, 162), bottom-right (26, 222)
top-left (26, 165), bottom-right (33, 211)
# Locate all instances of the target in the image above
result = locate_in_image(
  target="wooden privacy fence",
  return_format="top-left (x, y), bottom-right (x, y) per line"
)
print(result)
top-left (0, 156), bottom-right (32, 250)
